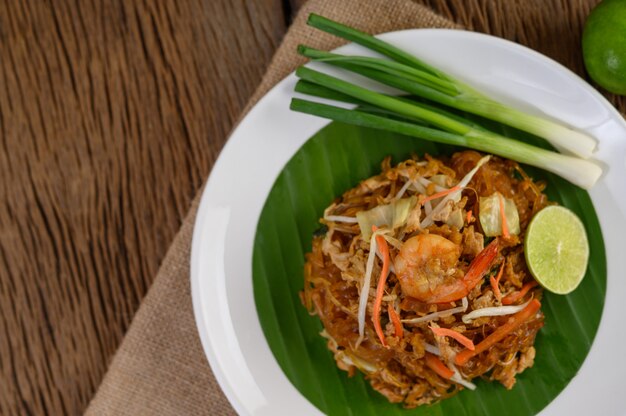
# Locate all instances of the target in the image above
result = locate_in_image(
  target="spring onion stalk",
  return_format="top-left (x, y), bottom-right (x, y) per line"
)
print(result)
top-left (290, 98), bottom-right (603, 189)
top-left (304, 14), bottom-right (597, 159)
top-left (295, 79), bottom-right (601, 189)
top-left (298, 45), bottom-right (458, 96)
top-left (295, 79), bottom-right (488, 131)
top-left (307, 13), bottom-right (447, 79)
top-left (296, 66), bottom-right (481, 134)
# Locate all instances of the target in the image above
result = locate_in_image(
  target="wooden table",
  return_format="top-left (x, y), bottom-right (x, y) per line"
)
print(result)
top-left (1, 0), bottom-right (615, 414)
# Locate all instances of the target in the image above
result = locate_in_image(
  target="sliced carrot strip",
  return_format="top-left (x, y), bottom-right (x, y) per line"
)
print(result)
top-left (466, 209), bottom-right (472, 224)
top-left (499, 194), bottom-right (509, 238)
top-left (424, 352), bottom-right (454, 379)
top-left (495, 261), bottom-right (505, 286)
top-left (455, 299), bottom-right (541, 366)
top-left (387, 303), bottom-right (403, 339)
top-left (489, 276), bottom-right (499, 301)
top-left (372, 225), bottom-right (390, 347)
top-left (421, 186), bottom-right (461, 204)
top-left (430, 326), bottom-right (475, 351)
top-left (502, 281), bottom-right (538, 305)
top-left (491, 261), bottom-right (505, 302)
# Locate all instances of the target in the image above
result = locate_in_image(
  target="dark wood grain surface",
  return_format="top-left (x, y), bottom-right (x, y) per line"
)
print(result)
top-left (0, 1), bottom-right (287, 414)
top-left (1, 0), bottom-right (621, 414)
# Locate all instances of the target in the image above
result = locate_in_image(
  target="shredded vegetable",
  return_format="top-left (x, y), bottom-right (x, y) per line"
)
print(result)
top-left (324, 214), bottom-right (359, 223)
top-left (462, 299), bottom-right (532, 324)
top-left (387, 303), bottom-right (403, 339)
top-left (416, 176), bottom-right (449, 193)
top-left (449, 361), bottom-right (477, 390)
top-left (372, 226), bottom-right (391, 346)
top-left (479, 192), bottom-right (520, 237)
top-left (402, 297), bottom-right (468, 324)
top-left (357, 231), bottom-right (378, 345)
top-left (395, 179), bottom-right (413, 199)
top-left (430, 326), bottom-right (475, 350)
top-left (425, 352), bottom-right (454, 379)
top-left (455, 299), bottom-right (542, 366)
top-left (421, 186), bottom-right (461, 204)
top-left (423, 343), bottom-right (441, 356)
top-left (421, 156), bottom-right (490, 228)
top-left (502, 281), bottom-right (538, 305)
top-left (357, 196), bottom-right (417, 240)
top-left (499, 194), bottom-right (510, 238)
top-left (490, 261), bottom-right (505, 302)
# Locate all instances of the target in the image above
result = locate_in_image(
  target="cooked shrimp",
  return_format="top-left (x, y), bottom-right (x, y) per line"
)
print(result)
top-left (394, 234), bottom-right (461, 302)
top-left (395, 235), bottom-right (499, 304)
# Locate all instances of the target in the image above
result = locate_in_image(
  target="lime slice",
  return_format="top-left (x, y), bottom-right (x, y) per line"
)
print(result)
top-left (524, 206), bottom-right (590, 294)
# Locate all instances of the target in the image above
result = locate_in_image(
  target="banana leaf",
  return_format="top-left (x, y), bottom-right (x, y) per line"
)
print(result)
top-left (253, 120), bottom-right (605, 416)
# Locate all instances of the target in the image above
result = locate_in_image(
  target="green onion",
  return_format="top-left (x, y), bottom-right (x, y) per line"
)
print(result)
top-left (294, 80), bottom-right (489, 131)
top-left (307, 14), bottom-right (447, 79)
top-left (296, 67), bottom-right (472, 134)
top-left (290, 98), bottom-right (602, 189)
top-left (304, 14), bottom-right (597, 159)
top-left (298, 45), bottom-right (459, 97)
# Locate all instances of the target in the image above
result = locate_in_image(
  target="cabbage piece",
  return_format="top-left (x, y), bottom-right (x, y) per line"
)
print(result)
top-left (430, 174), bottom-right (454, 189)
top-left (421, 156), bottom-right (490, 228)
top-left (479, 192), bottom-right (520, 237)
top-left (432, 199), bottom-right (464, 229)
top-left (357, 196), bottom-right (417, 240)
top-left (447, 208), bottom-right (464, 229)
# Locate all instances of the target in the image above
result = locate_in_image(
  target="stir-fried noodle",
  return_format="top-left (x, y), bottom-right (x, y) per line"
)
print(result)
top-left (302, 151), bottom-right (547, 407)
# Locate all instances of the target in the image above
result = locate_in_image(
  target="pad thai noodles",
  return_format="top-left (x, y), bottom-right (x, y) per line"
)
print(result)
top-left (301, 150), bottom-right (546, 408)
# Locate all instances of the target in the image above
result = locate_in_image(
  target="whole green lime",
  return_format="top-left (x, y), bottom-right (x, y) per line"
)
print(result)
top-left (582, 0), bottom-right (626, 95)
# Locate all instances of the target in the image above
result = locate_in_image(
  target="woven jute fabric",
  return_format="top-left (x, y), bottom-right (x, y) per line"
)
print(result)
top-left (85, 1), bottom-right (458, 415)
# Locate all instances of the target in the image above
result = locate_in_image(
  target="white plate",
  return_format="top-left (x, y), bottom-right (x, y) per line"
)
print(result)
top-left (191, 30), bottom-right (626, 416)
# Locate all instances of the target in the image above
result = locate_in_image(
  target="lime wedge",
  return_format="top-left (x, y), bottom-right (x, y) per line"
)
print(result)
top-left (524, 206), bottom-right (590, 294)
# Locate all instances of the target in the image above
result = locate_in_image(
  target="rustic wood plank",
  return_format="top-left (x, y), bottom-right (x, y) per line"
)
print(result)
top-left (0, 1), bottom-right (286, 414)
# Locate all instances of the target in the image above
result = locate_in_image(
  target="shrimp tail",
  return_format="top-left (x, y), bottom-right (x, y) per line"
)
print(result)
top-left (430, 239), bottom-right (499, 304)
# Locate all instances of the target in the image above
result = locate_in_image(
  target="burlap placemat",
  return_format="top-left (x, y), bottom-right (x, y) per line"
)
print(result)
top-left (86, 1), bottom-right (458, 414)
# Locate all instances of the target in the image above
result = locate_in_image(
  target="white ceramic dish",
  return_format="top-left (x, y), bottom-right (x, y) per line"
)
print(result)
top-left (191, 29), bottom-right (626, 416)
